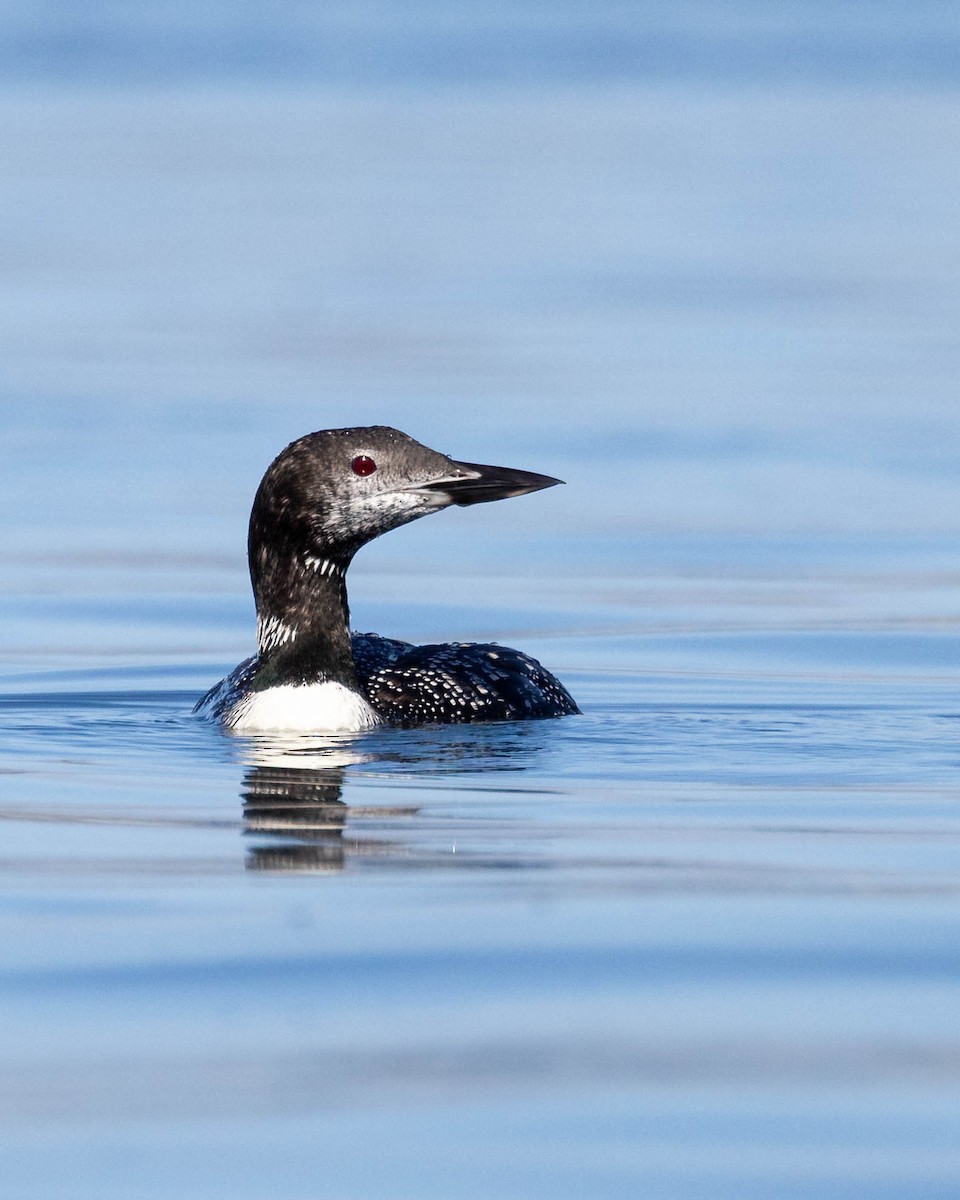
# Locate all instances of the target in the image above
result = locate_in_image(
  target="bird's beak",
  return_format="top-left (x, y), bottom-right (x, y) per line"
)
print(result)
top-left (419, 460), bottom-right (564, 507)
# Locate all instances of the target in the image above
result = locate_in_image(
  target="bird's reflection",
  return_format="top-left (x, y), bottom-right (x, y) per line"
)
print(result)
top-left (242, 764), bottom-right (350, 873)
top-left (238, 721), bottom-right (559, 873)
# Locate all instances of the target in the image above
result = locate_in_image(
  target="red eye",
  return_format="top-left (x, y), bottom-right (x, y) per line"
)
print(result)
top-left (352, 455), bottom-right (377, 477)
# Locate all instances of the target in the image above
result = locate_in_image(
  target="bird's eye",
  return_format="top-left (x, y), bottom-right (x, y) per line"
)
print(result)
top-left (352, 455), bottom-right (377, 477)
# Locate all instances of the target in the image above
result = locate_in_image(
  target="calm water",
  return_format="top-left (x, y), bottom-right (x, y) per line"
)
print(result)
top-left (3, 5), bottom-right (960, 1198)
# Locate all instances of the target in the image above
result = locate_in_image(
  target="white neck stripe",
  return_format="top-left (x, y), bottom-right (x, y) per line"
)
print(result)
top-left (257, 614), bottom-right (298, 654)
top-left (303, 555), bottom-right (340, 577)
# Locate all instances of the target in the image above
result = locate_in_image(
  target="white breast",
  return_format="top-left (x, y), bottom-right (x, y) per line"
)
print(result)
top-left (225, 681), bottom-right (382, 733)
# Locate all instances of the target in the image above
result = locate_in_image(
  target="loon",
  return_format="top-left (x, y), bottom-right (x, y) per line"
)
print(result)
top-left (195, 426), bottom-right (579, 732)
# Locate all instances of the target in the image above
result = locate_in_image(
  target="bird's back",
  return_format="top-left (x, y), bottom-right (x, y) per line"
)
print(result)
top-left (352, 632), bottom-right (580, 727)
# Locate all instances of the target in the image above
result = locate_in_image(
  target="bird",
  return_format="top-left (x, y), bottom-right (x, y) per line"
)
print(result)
top-left (195, 426), bottom-right (579, 732)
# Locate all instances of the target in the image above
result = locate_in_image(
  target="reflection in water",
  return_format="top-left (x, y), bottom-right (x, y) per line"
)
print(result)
top-left (238, 721), bottom-right (560, 872)
top-left (240, 732), bottom-right (370, 871)
top-left (241, 760), bottom-right (424, 874)
top-left (242, 764), bottom-right (350, 873)
top-left (239, 719), bottom-right (559, 774)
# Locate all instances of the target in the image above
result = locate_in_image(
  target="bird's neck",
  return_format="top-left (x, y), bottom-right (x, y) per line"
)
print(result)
top-left (252, 552), bottom-right (358, 690)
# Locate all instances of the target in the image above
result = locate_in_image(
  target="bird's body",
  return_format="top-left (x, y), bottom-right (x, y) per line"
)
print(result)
top-left (195, 426), bottom-right (579, 733)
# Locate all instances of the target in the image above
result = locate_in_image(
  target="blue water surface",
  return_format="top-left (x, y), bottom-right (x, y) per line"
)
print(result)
top-left (3, 4), bottom-right (960, 1198)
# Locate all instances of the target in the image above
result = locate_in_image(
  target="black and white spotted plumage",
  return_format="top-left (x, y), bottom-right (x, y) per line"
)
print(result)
top-left (195, 426), bottom-right (579, 732)
top-left (352, 632), bottom-right (579, 727)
